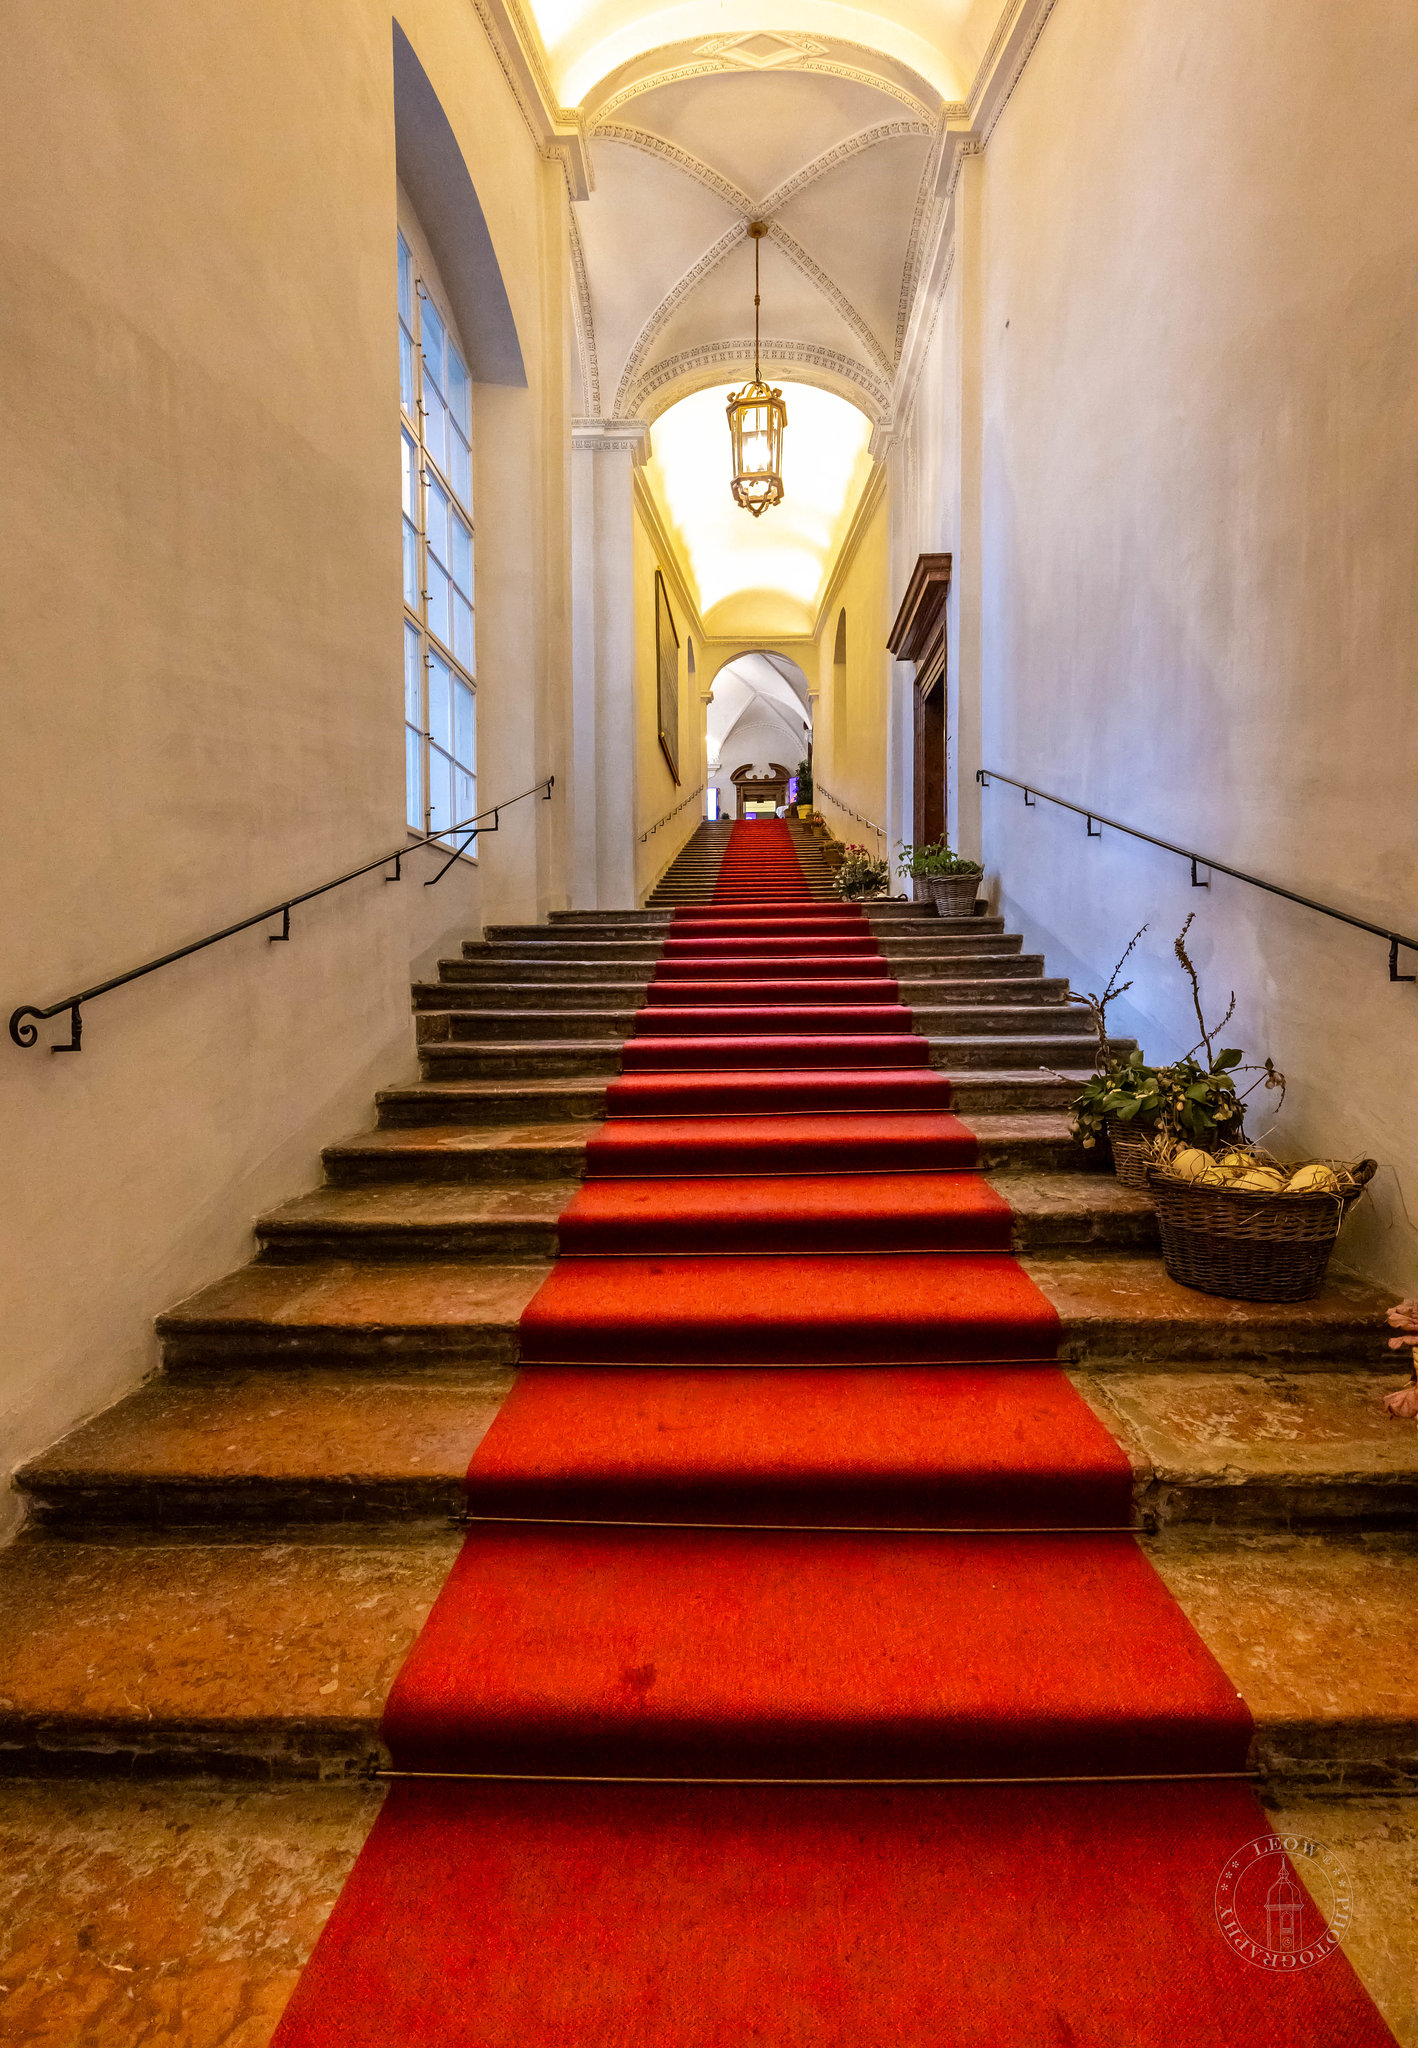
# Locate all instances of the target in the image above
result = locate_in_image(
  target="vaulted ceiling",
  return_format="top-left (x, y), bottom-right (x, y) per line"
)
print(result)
top-left (569, 29), bottom-right (953, 432)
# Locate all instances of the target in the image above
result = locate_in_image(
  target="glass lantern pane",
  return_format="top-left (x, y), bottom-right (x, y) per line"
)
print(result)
top-left (428, 649), bottom-right (453, 750)
top-left (405, 726), bottom-right (424, 832)
top-left (403, 621), bottom-right (422, 725)
top-left (453, 676), bottom-right (475, 767)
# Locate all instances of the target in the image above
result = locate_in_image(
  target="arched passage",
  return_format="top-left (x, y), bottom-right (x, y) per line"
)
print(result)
top-left (706, 650), bottom-right (811, 820)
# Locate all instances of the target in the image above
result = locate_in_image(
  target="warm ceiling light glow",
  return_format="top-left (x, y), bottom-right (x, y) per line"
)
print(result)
top-left (645, 380), bottom-right (873, 634)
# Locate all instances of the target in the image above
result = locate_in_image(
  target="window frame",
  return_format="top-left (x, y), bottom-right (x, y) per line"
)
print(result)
top-left (398, 218), bottom-right (477, 856)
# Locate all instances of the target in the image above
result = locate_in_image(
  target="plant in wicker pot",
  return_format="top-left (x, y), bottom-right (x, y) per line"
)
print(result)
top-left (831, 843), bottom-right (891, 901)
top-left (896, 839), bottom-right (983, 917)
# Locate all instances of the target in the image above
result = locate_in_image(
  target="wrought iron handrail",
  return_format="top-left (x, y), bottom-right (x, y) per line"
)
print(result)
top-left (814, 780), bottom-right (888, 846)
top-left (10, 777), bottom-right (555, 1052)
top-left (639, 783), bottom-right (705, 842)
top-left (977, 768), bottom-right (1417, 984)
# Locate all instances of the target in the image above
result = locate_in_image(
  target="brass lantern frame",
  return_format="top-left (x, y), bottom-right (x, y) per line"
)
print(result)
top-left (726, 223), bottom-right (786, 518)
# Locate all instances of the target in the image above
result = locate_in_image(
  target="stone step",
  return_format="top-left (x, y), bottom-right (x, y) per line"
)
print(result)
top-left (1074, 1371), bottom-right (1418, 1530)
top-left (376, 1076), bottom-right (611, 1127)
top-left (20, 1368), bottom-right (1417, 1537)
top-left (417, 973), bottom-right (1062, 1010)
top-left (417, 1002), bottom-right (1081, 1043)
top-left (325, 1121), bottom-right (599, 1182)
top-left (439, 954), bottom-right (1048, 985)
top-left (325, 1113), bottom-right (1089, 1185)
top-left (250, 1173), bottom-right (1155, 1263)
top-left (0, 1521), bottom-right (1410, 1781)
top-left (415, 1032), bottom-right (1105, 1078)
top-left (152, 1253), bottom-right (1391, 1375)
top-left (375, 1070), bottom-right (1098, 1125)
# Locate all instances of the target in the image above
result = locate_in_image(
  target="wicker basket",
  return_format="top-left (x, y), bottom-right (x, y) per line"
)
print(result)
top-left (1145, 1154), bottom-right (1376, 1302)
top-left (917, 873), bottom-right (982, 917)
top-left (1105, 1117), bottom-right (1160, 1192)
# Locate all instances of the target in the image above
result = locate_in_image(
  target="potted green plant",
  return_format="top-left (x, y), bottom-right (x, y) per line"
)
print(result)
top-left (831, 843), bottom-right (891, 900)
top-left (896, 839), bottom-right (983, 916)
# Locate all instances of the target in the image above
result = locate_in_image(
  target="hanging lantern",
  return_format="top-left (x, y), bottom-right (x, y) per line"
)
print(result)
top-left (726, 222), bottom-right (786, 517)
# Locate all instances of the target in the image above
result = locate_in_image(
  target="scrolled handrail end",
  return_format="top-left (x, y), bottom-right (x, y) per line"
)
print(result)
top-left (9, 1007), bottom-right (41, 1049)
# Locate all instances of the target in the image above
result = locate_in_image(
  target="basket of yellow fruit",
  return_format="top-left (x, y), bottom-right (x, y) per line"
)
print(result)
top-left (1145, 1137), bottom-right (1376, 1301)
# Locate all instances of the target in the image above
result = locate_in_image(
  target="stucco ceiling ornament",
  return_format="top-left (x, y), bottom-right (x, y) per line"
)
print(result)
top-left (725, 224), bottom-right (788, 517)
top-left (694, 32), bottom-right (829, 69)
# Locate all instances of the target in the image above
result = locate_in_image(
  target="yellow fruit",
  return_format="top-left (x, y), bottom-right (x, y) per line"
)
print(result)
top-left (1285, 1163), bottom-right (1341, 1195)
top-left (1195, 1166), bottom-right (1231, 1186)
top-left (1216, 1150), bottom-right (1251, 1170)
top-left (1230, 1168), bottom-right (1287, 1193)
top-left (1170, 1148), bottom-right (1213, 1182)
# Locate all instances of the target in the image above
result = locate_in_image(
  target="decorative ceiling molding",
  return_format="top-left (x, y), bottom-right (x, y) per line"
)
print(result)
top-left (624, 336), bottom-right (891, 424)
top-left (758, 119), bottom-right (931, 215)
top-left (693, 31), bottom-right (829, 69)
top-left (595, 126), bottom-right (754, 212)
top-left (572, 417), bottom-right (652, 462)
top-left (767, 222), bottom-right (892, 376)
top-left (566, 203), bottom-right (600, 412)
top-left (611, 222), bottom-right (747, 416)
top-left (793, 60), bottom-right (934, 119)
top-left (471, 0), bottom-right (591, 192)
top-left (589, 52), bottom-right (935, 129)
top-left (894, 240), bottom-right (955, 437)
top-left (893, 119), bottom-right (947, 360)
top-left (978, 0), bottom-right (1063, 141)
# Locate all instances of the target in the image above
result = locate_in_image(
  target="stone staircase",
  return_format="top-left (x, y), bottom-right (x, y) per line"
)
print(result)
top-left (645, 817), bottom-right (839, 904)
top-left (3, 896), bottom-right (1417, 2035)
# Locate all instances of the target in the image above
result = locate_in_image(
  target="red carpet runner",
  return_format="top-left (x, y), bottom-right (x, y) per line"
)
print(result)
top-left (275, 820), bottom-right (1395, 2046)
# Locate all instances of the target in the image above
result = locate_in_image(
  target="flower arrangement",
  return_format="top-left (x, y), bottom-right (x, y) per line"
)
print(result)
top-left (831, 843), bottom-right (891, 900)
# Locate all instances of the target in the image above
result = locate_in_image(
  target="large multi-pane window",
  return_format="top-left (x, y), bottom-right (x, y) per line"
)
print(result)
top-left (399, 227), bottom-right (475, 845)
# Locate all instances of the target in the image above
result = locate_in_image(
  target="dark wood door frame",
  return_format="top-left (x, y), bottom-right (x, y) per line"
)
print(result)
top-left (888, 553), bottom-right (952, 845)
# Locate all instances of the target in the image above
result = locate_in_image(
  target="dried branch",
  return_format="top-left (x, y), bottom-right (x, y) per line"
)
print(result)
top-left (1173, 914), bottom-right (1235, 1071)
top-left (1067, 925), bottom-right (1147, 1075)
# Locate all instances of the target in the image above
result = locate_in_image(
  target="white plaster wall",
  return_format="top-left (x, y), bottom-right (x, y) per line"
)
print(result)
top-left (0, 0), bottom-right (572, 1532)
top-left (969, 0), bottom-right (1418, 1289)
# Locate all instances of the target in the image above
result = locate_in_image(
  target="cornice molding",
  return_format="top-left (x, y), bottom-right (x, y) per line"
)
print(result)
top-left (566, 205), bottom-right (601, 413)
top-left (893, 117), bottom-right (948, 361)
top-left (470, 0), bottom-right (592, 195)
top-left (572, 417), bottom-right (652, 463)
top-left (631, 466), bottom-right (706, 638)
top-left (624, 336), bottom-right (891, 424)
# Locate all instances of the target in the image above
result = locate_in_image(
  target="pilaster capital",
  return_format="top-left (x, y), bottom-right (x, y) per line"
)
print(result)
top-left (572, 418), bottom-right (652, 465)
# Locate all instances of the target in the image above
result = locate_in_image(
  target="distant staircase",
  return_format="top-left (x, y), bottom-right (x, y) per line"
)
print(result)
top-left (647, 817), bottom-right (840, 904)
